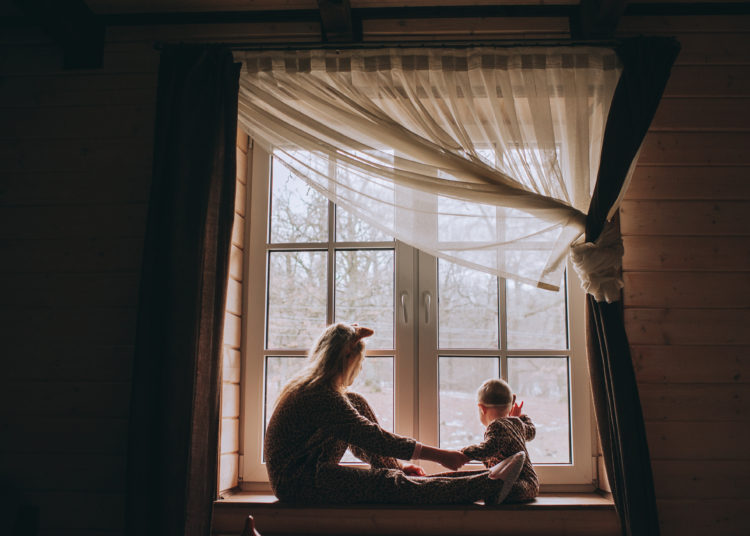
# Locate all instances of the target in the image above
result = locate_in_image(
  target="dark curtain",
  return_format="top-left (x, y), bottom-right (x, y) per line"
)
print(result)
top-left (126, 46), bottom-right (241, 536)
top-left (586, 37), bottom-right (680, 536)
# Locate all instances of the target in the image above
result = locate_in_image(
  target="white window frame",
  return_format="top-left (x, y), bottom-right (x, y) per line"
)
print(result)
top-left (240, 143), bottom-right (594, 490)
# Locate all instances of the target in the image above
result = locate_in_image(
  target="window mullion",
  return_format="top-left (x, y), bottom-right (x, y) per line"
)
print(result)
top-left (326, 201), bottom-right (335, 325)
top-left (499, 276), bottom-right (508, 380)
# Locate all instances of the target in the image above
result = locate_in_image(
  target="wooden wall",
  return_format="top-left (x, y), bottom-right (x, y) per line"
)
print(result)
top-left (0, 30), bottom-right (159, 535)
top-left (1, 10), bottom-right (748, 536)
top-left (618, 14), bottom-right (750, 536)
top-left (218, 130), bottom-right (250, 494)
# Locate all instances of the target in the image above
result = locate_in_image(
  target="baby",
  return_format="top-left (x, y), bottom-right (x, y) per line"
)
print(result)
top-left (461, 378), bottom-right (539, 502)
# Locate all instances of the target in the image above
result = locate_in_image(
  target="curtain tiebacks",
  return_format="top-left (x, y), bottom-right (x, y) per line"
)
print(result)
top-left (570, 220), bottom-right (624, 303)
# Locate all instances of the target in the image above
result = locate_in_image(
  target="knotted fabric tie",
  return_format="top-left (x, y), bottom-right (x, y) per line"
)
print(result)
top-left (570, 221), bottom-right (624, 303)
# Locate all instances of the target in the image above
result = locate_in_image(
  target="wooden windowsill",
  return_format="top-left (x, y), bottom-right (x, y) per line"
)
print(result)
top-left (212, 491), bottom-right (618, 536)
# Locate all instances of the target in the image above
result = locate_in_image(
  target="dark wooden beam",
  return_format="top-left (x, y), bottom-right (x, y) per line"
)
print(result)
top-left (317, 0), bottom-right (357, 42)
top-left (12, 0), bottom-right (104, 69)
top-left (571, 0), bottom-right (629, 40)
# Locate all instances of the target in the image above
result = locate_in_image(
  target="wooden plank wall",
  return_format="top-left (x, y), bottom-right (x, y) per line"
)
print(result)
top-left (218, 129), bottom-right (250, 494)
top-left (617, 14), bottom-right (750, 536)
top-left (0, 30), bottom-right (159, 536)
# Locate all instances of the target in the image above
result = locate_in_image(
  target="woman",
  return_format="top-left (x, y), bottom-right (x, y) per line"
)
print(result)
top-left (264, 323), bottom-right (525, 505)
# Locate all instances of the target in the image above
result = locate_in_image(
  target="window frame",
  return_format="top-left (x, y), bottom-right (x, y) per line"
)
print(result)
top-left (240, 143), bottom-right (594, 489)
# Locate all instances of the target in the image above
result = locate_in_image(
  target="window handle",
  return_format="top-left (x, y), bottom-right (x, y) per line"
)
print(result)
top-left (423, 291), bottom-right (432, 324)
top-left (400, 291), bottom-right (409, 324)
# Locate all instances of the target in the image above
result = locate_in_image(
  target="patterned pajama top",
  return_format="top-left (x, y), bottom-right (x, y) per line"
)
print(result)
top-left (264, 383), bottom-right (416, 502)
top-left (461, 415), bottom-right (540, 502)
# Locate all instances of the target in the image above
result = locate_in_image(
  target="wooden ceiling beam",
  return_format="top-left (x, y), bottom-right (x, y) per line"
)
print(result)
top-left (12, 0), bottom-right (104, 69)
top-left (317, 0), bottom-right (358, 42)
top-left (571, 0), bottom-right (629, 39)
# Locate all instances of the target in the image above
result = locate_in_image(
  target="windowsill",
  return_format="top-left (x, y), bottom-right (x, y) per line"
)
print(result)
top-left (212, 491), bottom-right (618, 535)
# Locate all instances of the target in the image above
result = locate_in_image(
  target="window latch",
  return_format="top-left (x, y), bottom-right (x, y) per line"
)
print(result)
top-left (423, 291), bottom-right (431, 324)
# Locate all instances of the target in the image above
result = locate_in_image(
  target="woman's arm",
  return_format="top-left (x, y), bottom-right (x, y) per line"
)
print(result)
top-left (417, 444), bottom-right (469, 471)
top-left (323, 389), bottom-right (417, 460)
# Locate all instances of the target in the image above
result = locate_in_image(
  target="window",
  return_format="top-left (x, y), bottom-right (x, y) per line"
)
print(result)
top-left (241, 145), bottom-right (593, 488)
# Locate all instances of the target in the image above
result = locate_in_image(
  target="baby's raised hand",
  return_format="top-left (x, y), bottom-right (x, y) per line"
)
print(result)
top-left (509, 400), bottom-right (524, 417)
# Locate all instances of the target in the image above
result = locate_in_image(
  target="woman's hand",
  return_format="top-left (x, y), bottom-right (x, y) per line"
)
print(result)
top-left (418, 444), bottom-right (469, 471)
top-left (401, 463), bottom-right (426, 476)
top-left (438, 450), bottom-right (469, 471)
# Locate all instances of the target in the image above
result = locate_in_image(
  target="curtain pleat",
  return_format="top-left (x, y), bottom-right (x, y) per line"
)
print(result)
top-left (585, 37), bottom-right (681, 536)
top-left (126, 46), bottom-right (240, 536)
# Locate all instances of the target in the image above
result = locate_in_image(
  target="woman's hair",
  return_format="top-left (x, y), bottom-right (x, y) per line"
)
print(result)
top-left (477, 378), bottom-right (513, 407)
top-left (275, 323), bottom-right (365, 407)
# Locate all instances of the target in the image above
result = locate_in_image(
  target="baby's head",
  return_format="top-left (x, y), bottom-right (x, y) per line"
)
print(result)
top-left (476, 378), bottom-right (515, 426)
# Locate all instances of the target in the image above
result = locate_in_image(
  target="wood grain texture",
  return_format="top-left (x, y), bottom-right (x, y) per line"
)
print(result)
top-left (639, 383), bottom-right (749, 421)
top-left (229, 244), bottom-right (244, 280)
top-left (625, 308), bottom-right (750, 345)
top-left (622, 236), bottom-right (750, 272)
top-left (623, 272), bottom-right (750, 308)
top-left (620, 200), bottom-right (750, 236)
top-left (624, 166), bottom-right (750, 201)
top-left (646, 421), bottom-right (750, 460)
top-left (0, 273), bottom-right (140, 307)
top-left (2, 104), bottom-right (155, 140)
top-left (638, 132), bottom-right (750, 165)
top-left (223, 312), bottom-right (242, 349)
top-left (652, 460), bottom-right (750, 500)
top-left (0, 382), bottom-right (131, 417)
top-left (0, 417), bottom-right (128, 454)
top-left (632, 345), bottom-right (749, 384)
top-left (650, 98), bottom-right (750, 131)
top-left (664, 66), bottom-right (750, 96)
top-left (0, 307), bottom-right (137, 344)
top-left (223, 348), bottom-right (242, 384)
top-left (4, 343), bottom-right (134, 382)
top-left (656, 499), bottom-right (750, 536)
top-left (0, 452), bottom-right (126, 492)
top-left (1, 170), bottom-right (152, 205)
top-left (0, 204), bottom-right (148, 239)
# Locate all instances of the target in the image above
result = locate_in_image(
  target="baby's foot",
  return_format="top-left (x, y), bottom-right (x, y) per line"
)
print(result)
top-left (487, 451), bottom-right (525, 504)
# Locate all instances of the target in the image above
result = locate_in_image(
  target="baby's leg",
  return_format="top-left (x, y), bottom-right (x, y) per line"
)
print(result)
top-left (345, 392), bottom-right (401, 469)
top-left (495, 428), bottom-right (538, 502)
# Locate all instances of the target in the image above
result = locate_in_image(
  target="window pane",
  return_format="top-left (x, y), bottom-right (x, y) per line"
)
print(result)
top-left (438, 259), bottom-right (499, 349)
top-left (506, 277), bottom-right (567, 349)
top-left (264, 356), bottom-right (306, 433)
top-left (438, 357), bottom-right (499, 450)
top-left (336, 205), bottom-right (392, 242)
top-left (269, 157), bottom-right (327, 243)
top-left (341, 356), bottom-right (395, 463)
top-left (267, 251), bottom-right (327, 349)
top-left (335, 249), bottom-right (394, 349)
top-left (508, 357), bottom-right (570, 464)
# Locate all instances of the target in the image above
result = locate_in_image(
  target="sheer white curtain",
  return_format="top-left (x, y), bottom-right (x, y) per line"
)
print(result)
top-left (235, 47), bottom-right (621, 290)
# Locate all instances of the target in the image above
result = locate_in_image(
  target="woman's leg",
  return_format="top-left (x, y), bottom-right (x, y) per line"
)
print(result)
top-left (314, 463), bottom-right (515, 505)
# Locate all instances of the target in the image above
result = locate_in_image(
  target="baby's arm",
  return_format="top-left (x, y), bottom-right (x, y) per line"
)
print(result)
top-left (461, 426), bottom-right (502, 462)
top-left (519, 415), bottom-right (536, 441)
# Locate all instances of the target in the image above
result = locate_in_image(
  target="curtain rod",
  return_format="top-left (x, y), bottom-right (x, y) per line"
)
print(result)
top-left (153, 38), bottom-right (623, 52)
